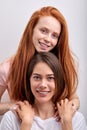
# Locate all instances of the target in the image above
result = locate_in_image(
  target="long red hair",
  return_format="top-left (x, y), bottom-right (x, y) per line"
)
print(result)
top-left (9, 6), bottom-right (78, 101)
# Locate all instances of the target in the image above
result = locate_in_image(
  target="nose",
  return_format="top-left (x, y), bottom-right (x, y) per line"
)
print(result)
top-left (44, 34), bottom-right (52, 43)
top-left (39, 79), bottom-right (47, 89)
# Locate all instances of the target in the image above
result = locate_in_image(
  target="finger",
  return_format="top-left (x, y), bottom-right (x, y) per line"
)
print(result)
top-left (57, 102), bottom-right (61, 108)
top-left (16, 101), bottom-right (25, 109)
top-left (23, 100), bottom-right (29, 105)
top-left (60, 100), bottom-right (64, 105)
top-left (64, 98), bottom-right (69, 103)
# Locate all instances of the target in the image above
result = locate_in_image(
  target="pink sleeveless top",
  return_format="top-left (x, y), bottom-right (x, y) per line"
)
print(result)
top-left (0, 58), bottom-right (11, 92)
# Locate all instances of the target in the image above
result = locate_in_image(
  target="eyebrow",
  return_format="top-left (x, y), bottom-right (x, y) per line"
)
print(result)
top-left (40, 26), bottom-right (60, 35)
top-left (32, 73), bottom-right (54, 76)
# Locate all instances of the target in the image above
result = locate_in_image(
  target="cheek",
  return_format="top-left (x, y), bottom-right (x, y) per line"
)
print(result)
top-left (32, 30), bottom-right (38, 42)
top-left (53, 83), bottom-right (56, 91)
top-left (32, 34), bottom-right (40, 46)
top-left (33, 29), bottom-right (44, 39)
top-left (33, 29), bottom-right (39, 39)
top-left (30, 81), bottom-right (34, 87)
top-left (53, 40), bottom-right (58, 47)
top-left (50, 82), bottom-right (55, 91)
top-left (32, 34), bottom-right (36, 44)
top-left (30, 81), bottom-right (38, 92)
top-left (30, 84), bottom-right (35, 95)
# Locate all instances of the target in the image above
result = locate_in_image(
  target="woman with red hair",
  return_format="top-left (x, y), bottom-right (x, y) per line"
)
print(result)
top-left (0, 6), bottom-right (79, 115)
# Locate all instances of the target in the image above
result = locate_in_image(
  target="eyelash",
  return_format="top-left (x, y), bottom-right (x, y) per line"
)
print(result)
top-left (33, 76), bottom-right (54, 81)
top-left (33, 76), bottom-right (40, 80)
top-left (40, 28), bottom-right (47, 33)
top-left (47, 77), bottom-right (54, 81)
top-left (52, 34), bottom-right (59, 39)
top-left (40, 29), bottom-right (58, 39)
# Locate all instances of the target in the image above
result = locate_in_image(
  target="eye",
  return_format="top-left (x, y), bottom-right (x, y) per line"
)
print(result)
top-left (52, 33), bottom-right (59, 39)
top-left (33, 75), bottom-right (41, 81)
top-left (40, 28), bottom-right (48, 34)
top-left (47, 76), bottom-right (55, 81)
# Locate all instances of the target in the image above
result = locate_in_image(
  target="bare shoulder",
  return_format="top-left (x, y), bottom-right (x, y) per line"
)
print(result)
top-left (0, 56), bottom-right (14, 73)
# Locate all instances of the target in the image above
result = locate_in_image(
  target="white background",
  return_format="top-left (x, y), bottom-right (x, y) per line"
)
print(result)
top-left (0, 0), bottom-right (87, 122)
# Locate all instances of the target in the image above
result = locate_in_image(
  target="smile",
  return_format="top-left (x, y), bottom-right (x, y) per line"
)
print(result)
top-left (39, 42), bottom-right (50, 49)
top-left (36, 89), bottom-right (51, 95)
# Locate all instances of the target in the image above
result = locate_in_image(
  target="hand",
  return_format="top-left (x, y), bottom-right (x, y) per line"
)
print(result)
top-left (16, 100), bottom-right (34, 125)
top-left (57, 98), bottom-right (76, 124)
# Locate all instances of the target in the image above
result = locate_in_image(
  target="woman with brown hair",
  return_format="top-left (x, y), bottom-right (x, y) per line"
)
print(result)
top-left (0, 6), bottom-right (79, 115)
top-left (0, 52), bottom-right (86, 130)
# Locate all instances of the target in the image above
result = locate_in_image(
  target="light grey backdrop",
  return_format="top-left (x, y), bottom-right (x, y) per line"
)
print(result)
top-left (0, 0), bottom-right (87, 122)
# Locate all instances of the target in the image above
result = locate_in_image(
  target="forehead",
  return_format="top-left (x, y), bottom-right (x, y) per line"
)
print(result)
top-left (32, 62), bottom-right (53, 74)
top-left (36, 16), bottom-right (61, 34)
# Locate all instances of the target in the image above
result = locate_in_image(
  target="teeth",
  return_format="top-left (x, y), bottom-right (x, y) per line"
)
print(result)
top-left (39, 91), bottom-right (49, 94)
top-left (36, 89), bottom-right (50, 94)
top-left (39, 42), bottom-right (50, 47)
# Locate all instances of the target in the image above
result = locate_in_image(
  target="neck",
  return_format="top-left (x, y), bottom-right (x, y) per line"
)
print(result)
top-left (33, 101), bottom-right (55, 119)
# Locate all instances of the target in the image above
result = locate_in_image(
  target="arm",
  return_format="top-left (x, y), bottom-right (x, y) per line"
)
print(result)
top-left (0, 58), bottom-right (15, 115)
top-left (61, 121), bottom-right (73, 130)
top-left (20, 121), bottom-right (32, 130)
top-left (0, 101), bottom-right (12, 115)
top-left (0, 101), bottom-right (17, 115)
top-left (16, 101), bottom-right (34, 130)
top-left (0, 85), bottom-right (16, 115)
top-left (0, 85), bottom-right (10, 115)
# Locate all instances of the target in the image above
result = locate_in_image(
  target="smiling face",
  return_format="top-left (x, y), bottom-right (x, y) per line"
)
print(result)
top-left (32, 16), bottom-right (61, 52)
top-left (30, 62), bottom-right (55, 104)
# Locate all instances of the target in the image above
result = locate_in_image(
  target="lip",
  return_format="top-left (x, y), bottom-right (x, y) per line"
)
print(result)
top-left (36, 90), bottom-right (50, 96)
top-left (39, 42), bottom-right (50, 50)
top-left (36, 90), bottom-right (50, 93)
